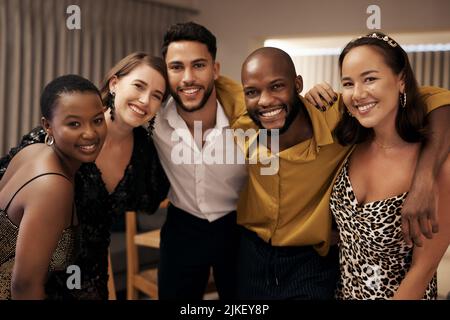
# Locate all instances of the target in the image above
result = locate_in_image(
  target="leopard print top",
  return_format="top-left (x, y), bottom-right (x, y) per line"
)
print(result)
top-left (330, 160), bottom-right (437, 300)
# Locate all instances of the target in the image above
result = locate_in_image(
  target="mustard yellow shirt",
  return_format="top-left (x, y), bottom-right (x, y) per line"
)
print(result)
top-left (216, 76), bottom-right (450, 256)
top-left (236, 97), bottom-right (349, 256)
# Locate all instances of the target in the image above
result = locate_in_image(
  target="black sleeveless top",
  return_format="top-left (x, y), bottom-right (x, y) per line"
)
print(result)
top-left (0, 173), bottom-right (79, 299)
top-left (1, 126), bottom-right (169, 299)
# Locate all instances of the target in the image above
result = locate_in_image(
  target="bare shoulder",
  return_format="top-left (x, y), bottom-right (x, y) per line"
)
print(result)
top-left (29, 173), bottom-right (73, 201)
top-left (1, 144), bottom-right (46, 179)
top-left (13, 143), bottom-right (47, 159)
top-left (22, 173), bottom-right (74, 225)
top-left (12, 146), bottom-right (74, 206)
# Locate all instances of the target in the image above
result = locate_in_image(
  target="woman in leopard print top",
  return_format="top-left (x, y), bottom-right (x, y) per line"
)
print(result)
top-left (329, 32), bottom-right (450, 300)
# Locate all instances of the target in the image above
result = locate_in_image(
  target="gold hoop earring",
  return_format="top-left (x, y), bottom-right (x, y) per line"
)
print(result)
top-left (45, 133), bottom-right (54, 146)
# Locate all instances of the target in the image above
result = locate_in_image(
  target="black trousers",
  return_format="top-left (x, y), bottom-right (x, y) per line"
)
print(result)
top-left (158, 205), bottom-right (238, 300)
top-left (236, 226), bottom-right (339, 300)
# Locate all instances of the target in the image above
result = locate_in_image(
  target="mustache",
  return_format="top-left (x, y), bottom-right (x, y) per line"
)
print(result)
top-left (257, 104), bottom-right (287, 115)
top-left (176, 84), bottom-right (204, 91)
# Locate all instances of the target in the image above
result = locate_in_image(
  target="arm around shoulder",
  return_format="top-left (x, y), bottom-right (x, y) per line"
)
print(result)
top-left (419, 86), bottom-right (450, 113)
top-left (400, 94), bottom-right (450, 246)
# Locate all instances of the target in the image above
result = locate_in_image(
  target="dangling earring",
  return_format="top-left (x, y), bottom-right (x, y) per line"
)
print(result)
top-left (400, 92), bottom-right (407, 109)
top-left (347, 110), bottom-right (354, 118)
top-left (108, 91), bottom-right (116, 121)
top-left (45, 133), bottom-right (54, 146)
top-left (147, 116), bottom-right (156, 138)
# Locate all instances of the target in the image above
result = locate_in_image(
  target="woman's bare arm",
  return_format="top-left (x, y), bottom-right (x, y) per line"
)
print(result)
top-left (11, 175), bottom-right (73, 299)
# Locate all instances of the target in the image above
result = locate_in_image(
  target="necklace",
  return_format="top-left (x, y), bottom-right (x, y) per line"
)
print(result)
top-left (373, 139), bottom-right (406, 149)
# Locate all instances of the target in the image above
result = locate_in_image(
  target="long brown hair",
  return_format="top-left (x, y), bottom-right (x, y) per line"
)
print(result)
top-left (334, 32), bottom-right (427, 146)
top-left (99, 52), bottom-right (169, 108)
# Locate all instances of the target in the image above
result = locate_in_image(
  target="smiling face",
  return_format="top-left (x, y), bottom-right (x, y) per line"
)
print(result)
top-left (44, 92), bottom-right (107, 164)
top-left (241, 53), bottom-right (302, 132)
top-left (341, 45), bottom-right (405, 130)
top-left (109, 64), bottom-right (166, 127)
top-left (165, 40), bottom-right (219, 113)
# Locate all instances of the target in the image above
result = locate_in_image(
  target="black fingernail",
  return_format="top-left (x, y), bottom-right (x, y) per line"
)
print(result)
top-left (322, 106), bottom-right (326, 111)
top-left (334, 96), bottom-right (338, 101)
top-left (329, 101), bottom-right (333, 105)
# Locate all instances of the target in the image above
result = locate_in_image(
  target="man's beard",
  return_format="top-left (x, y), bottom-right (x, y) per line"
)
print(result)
top-left (248, 93), bottom-right (301, 135)
top-left (170, 81), bottom-right (215, 113)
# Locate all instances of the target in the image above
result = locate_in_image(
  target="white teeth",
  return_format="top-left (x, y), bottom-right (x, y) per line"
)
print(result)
top-left (261, 108), bottom-right (283, 117)
top-left (357, 103), bottom-right (376, 111)
top-left (79, 144), bottom-right (96, 151)
top-left (182, 88), bottom-right (200, 94)
top-left (129, 104), bottom-right (145, 115)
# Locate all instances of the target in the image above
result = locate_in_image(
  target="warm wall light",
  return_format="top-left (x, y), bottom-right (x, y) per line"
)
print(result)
top-left (265, 33), bottom-right (450, 92)
top-left (264, 31), bottom-right (450, 57)
top-left (403, 44), bottom-right (450, 52)
top-left (264, 39), bottom-right (450, 57)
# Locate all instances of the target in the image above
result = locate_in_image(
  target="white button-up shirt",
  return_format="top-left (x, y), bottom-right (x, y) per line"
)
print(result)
top-left (153, 97), bottom-right (248, 222)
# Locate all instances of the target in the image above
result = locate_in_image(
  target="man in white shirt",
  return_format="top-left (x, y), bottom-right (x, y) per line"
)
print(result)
top-left (153, 22), bottom-right (248, 299)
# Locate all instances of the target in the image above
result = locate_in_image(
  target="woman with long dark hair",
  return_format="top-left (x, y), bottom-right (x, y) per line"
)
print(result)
top-left (329, 32), bottom-right (449, 299)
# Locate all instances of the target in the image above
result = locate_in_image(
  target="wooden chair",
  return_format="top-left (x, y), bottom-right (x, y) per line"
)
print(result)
top-left (126, 210), bottom-right (160, 300)
top-left (126, 200), bottom-right (217, 300)
top-left (109, 200), bottom-right (170, 300)
top-left (107, 250), bottom-right (117, 300)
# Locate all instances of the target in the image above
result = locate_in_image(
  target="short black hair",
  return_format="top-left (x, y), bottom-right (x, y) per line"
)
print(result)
top-left (40, 74), bottom-right (101, 119)
top-left (161, 21), bottom-right (217, 60)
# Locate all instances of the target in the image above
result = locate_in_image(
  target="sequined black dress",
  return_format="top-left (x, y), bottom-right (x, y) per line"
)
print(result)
top-left (0, 126), bottom-right (169, 299)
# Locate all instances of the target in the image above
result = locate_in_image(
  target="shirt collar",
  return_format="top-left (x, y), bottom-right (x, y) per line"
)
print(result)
top-left (215, 100), bottom-right (230, 129)
top-left (300, 96), bottom-right (335, 148)
top-left (160, 96), bottom-right (229, 130)
top-left (160, 97), bottom-right (185, 130)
